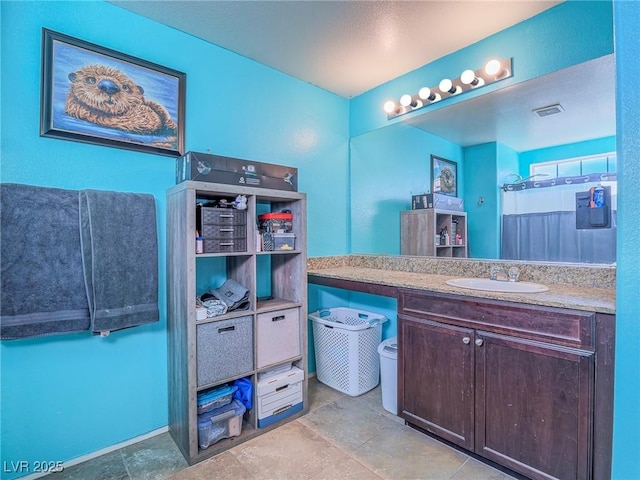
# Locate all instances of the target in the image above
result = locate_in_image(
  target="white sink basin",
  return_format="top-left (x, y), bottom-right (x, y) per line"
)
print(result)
top-left (445, 278), bottom-right (549, 293)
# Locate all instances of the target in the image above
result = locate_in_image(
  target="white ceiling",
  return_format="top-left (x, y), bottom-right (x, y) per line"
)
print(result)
top-left (110, 0), bottom-right (616, 152)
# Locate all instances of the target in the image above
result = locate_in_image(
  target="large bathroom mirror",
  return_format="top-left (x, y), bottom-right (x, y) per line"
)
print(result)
top-left (350, 54), bottom-right (617, 264)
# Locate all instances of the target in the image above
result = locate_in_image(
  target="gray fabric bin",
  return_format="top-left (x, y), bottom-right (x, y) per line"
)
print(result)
top-left (197, 316), bottom-right (253, 387)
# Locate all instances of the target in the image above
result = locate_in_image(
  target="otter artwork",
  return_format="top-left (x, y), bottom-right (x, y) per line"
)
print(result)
top-left (65, 64), bottom-right (177, 136)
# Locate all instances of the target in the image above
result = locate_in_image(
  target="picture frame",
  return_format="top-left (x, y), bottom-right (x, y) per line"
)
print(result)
top-left (431, 155), bottom-right (458, 197)
top-left (40, 29), bottom-right (186, 157)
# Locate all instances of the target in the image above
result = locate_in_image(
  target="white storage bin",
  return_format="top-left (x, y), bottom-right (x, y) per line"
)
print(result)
top-left (256, 308), bottom-right (300, 368)
top-left (257, 366), bottom-right (304, 428)
top-left (309, 308), bottom-right (387, 397)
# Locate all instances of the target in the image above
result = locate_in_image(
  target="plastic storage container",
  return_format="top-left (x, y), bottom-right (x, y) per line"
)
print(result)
top-left (309, 308), bottom-right (387, 396)
top-left (378, 337), bottom-right (398, 415)
top-left (258, 212), bottom-right (293, 233)
top-left (272, 233), bottom-right (296, 251)
top-left (197, 384), bottom-right (237, 414)
top-left (197, 399), bottom-right (246, 450)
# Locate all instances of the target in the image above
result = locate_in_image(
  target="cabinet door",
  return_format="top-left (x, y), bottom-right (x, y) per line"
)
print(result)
top-left (475, 332), bottom-right (594, 480)
top-left (398, 315), bottom-right (475, 450)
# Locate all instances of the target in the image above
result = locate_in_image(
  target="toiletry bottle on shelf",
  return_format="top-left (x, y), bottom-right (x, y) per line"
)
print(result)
top-left (195, 231), bottom-right (203, 254)
top-left (444, 227), bottom-right (450, 246)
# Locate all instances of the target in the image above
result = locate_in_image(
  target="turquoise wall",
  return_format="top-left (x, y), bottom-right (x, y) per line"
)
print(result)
top-left (349, 124), bottom-right (462, 254)
top-left (462, 143), bottom-right (504, 259)
top-left (0, 1), bottom-right (348, 478)
top-left (612, 1), bottom-right (640, 477)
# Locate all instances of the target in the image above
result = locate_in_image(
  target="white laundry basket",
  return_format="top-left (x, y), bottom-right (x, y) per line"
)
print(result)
top-left (309, 307), bottom-right (387, 396)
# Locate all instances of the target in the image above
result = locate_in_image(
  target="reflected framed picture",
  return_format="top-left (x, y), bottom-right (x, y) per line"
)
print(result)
top-left (431, 155), bottom-right (457, 197)
top-left (40, 28), bottom-right (185, 157)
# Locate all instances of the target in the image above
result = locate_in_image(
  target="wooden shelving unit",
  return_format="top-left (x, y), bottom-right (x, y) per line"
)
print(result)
top-left (167, 180), bottom-right (307, 465)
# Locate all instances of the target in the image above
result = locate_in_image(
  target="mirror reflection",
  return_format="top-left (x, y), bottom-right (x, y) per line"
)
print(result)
top-left (350, 54), bottom-right (616, 265)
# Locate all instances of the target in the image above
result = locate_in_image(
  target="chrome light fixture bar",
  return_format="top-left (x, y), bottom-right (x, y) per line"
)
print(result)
top-left (383, 58), bottom-right (513, 119)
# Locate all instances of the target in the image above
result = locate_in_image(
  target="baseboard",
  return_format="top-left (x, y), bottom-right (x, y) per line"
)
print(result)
top-left (16, 426), bottom-right (169, 480)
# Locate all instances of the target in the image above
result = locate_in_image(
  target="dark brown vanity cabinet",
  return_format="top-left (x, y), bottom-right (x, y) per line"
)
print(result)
top-left (398, 290), bottom-right (614, 480)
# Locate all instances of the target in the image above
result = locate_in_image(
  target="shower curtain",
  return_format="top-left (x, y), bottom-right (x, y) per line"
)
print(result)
top-left (501, 175), bottom-right (617, 264)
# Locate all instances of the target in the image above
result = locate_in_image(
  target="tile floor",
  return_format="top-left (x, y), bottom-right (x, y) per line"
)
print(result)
top-left (46, 378), bottom-right (517, 480)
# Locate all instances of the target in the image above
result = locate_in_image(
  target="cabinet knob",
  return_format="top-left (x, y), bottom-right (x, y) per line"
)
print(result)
top-left (462, 336), bottom-right (471, 345)
top-left (475, 338), bottom-right (484, 347)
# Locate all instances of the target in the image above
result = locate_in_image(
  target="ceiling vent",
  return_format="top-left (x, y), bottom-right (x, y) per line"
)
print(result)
top-left (532, 104), bottom-right (564, 117)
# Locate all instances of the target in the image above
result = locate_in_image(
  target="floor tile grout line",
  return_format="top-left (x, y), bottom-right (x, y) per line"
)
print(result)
top-left (448, 457), bottom-right (471, 480)
top-left (293, 414), bottom-right (398, 480)
top-left (302, 425), bottom-right (387, 480)
top-left (119, 448), bottom-right (133, 480)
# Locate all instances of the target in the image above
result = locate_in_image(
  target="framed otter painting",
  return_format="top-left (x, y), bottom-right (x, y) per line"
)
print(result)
top-left (40, 29), bottom-right (185, 157)
top-left (431, 155), bottom-right (458, 197)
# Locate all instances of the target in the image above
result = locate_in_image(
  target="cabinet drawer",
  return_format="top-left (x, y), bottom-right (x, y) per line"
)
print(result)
top-left (202, 237), bottom-right (247, 253)
top-left (399, 289), bottom-right (595, 349)
top-left (256, 308), bottom-right (301, 368)
top-left (199, 207), bottom-right (246, 226)
top-left (197, 316), bottom-right (254, 387)
top-left (201, 224), bottom-right (247, 239)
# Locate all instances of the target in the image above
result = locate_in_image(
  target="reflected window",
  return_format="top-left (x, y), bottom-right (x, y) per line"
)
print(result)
top-left (531, 152), bottom-right (616, 178)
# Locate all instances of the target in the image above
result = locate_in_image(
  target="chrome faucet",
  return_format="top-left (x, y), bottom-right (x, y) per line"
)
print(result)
top-left (489, 265), bottom-right (520, 282)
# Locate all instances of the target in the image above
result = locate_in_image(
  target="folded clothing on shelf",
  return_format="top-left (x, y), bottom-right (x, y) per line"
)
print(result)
top-left (197, 295), bottom-right (228, 318)
top-left (211, 279), bottom-right (250, 312)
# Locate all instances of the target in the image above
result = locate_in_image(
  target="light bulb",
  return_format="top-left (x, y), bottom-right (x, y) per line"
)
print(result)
top-left (485, 59), bottom-right (501, 76)
top-left (460, 70), bottom-right (477, 85)
top-left (418, 87), bottom-right (440, 102)
top-left (461, 69), bottom-right (485, 87)
top-left (383, 100), bottom-right (396, 114)
top-left (439, 78), bottom-right (460, 95)
top-left (439, 78), bottom-right (453, 93)
top-left (400, 93), bottom-right (418, 108)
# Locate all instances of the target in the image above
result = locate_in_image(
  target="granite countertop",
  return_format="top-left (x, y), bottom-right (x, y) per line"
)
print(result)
top-left (308, 255), bottom-right (616, 314)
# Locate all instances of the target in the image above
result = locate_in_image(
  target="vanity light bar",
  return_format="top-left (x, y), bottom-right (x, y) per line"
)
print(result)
top-left (383, 58), bottom-right (513, 120)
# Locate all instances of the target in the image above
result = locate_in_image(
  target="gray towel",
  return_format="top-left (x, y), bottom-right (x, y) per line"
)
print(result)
top-left (0, 184), bottom-right (91, 339)
top-left (79, 189), bottom-right (159, 335)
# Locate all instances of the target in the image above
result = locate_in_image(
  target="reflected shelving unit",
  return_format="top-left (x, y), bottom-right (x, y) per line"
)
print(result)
top-left (400, 209), bottom-right (467, 258)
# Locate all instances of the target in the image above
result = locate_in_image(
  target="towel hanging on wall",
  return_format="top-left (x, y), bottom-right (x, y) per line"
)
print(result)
top-left (0, 183), bottom-right (159, 340)
top-left (79, 189), bottom-right (159, 335)
top-left (0, 184), bottom-right (91, 339)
